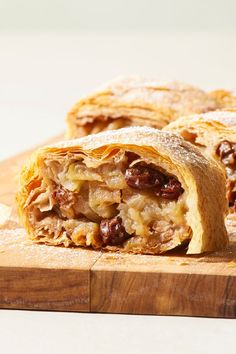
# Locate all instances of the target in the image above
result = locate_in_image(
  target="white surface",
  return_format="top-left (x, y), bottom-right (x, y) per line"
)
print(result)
top-left (1, 0), bottom-right (236, 31)
top-left (0, 32), bottom-right (235, 353)
top-left (0, 310), bottom-right (235, 354)
top-left (1, 31), bottom-right (236, 160)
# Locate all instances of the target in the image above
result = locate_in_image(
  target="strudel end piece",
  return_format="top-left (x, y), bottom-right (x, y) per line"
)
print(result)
top-left (165, 110), bottom-right (236, 211)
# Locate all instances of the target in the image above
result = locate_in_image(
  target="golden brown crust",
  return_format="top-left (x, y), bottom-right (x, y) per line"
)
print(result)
top-left (164, 110), bottom-right (236, 150)
top-left (17, 127), bottom-right (228, 255)
top-left (66, 77), bottom-right (218, 138)
top-left (209, 89), bottom-right (236, 110)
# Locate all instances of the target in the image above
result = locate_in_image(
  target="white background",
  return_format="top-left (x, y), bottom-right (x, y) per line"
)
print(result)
top-left (0, 310), bottom-right (235, 354)
top-left (0, 1), bottom-right (236, 353)
top-left (1, 31), bottom-right (236, 160)
top-left (1, 0), bottom-right (236, 32)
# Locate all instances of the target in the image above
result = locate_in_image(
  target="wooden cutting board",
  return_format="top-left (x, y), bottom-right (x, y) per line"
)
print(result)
top-left (0, 137), bottom-right (236, 318)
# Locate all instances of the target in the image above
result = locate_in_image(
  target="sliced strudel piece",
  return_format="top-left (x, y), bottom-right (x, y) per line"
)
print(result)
top-left (66, 77), bottom-right (218, 138)
top-left (17, 127), bottom-right (228, 254)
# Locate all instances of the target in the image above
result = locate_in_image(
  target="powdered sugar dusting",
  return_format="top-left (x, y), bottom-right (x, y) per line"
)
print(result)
top-left (97, 76), bottom-right (217, 114)
top-left (101, 76), bottom-right (198, 92)
top-left (199, 110), bottom-right (236, 127)
top-left (0, 226), bottom-right (100, 269)
top-left (44, 126), bottom-right (209, 169)
top-left (169, 110), bottom-right (236, 128)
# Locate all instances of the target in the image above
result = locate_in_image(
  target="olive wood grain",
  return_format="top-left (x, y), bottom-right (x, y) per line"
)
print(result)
top-left (90, 252), bottom-right (236, 317)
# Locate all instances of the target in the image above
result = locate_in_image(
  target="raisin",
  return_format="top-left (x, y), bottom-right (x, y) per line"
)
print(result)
top-left (125, 164), bottom-right (166, 190)
top-left (100, 216), bottom-right (131, 246)
top-left (125, 163), bottom-right (184, 200)
top-left (157, 178), bottom-right (184, 200)
top-left (216, 140), bottom-right (233, 159)
top-left (125, 151), bottom-right (140, 164)
top-left (52, 187), bottom-right (73, 207)
top-left (216, 140), bottom-right (236, 166)
top-left (223, 153), bottom-right (236, 166)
